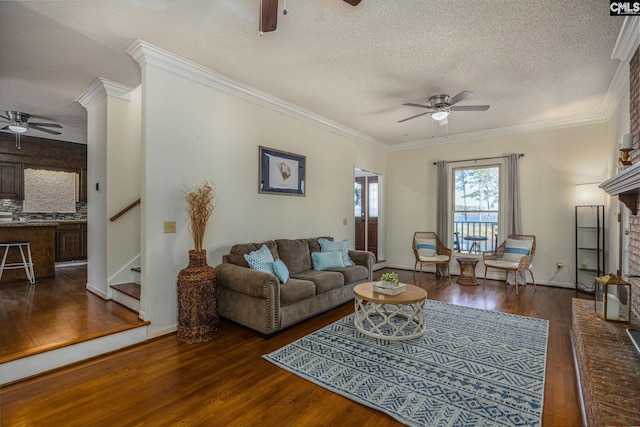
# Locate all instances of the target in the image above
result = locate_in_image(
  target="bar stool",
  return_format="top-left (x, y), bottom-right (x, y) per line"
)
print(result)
top-left (0, 241), bottom-right (35, 284)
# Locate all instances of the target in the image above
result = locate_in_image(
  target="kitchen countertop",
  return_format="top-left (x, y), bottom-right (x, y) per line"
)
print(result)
top-left (0, 220), bottom-right (86, 227)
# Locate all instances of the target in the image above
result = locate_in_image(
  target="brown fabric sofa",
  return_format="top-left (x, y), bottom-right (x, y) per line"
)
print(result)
top-left (216, 237), bottom-right (375, 335)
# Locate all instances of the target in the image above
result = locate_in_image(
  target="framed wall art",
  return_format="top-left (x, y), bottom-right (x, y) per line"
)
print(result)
top-left (259, 146), bottom-right (306, 196)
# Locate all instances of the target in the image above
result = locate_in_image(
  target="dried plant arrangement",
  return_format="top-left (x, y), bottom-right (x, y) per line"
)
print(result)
top-left (184, 181), bottom-right (217, 251)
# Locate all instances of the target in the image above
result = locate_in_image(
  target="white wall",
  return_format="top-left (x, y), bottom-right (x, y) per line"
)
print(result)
top-left (107, 86), bottom-right (142, 277)
top-left (605, 88), bottom-right (630, 274)
top-left (139, 63), bottom-right (386, 335)
top-left (386, 123), bottom-right (609, 287)
top-left (85, 99), bottom-right (108, 298)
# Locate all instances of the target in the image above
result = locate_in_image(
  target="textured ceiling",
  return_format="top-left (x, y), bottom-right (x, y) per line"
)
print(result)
top-left (0, 1), bottom-right (625, 145)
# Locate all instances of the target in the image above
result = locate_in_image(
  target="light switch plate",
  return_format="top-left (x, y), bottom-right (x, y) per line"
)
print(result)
top-left (164, 221), bottom-right (176, 233)
top-left (342, 218), bottom-right (348, 225)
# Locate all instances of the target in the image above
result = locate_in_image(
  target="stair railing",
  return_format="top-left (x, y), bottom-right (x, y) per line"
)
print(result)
top-left (110, 198), bottom-right (141, 222)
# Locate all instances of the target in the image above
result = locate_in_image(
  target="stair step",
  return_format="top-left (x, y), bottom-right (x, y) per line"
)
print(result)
top-left (131, 266), bottom-right (141, 273)
top-left (110, 282), bottom-right (141, 300)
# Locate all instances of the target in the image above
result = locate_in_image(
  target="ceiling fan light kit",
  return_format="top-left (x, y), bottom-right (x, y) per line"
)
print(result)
top-left (8, 124), bottom-right (28, 133)
top-left (431, 109), bottom-right (449, 121)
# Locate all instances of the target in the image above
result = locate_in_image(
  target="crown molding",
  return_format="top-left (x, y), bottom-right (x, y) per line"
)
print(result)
top-left (124, 30), bottom-right (631, 154)
top-left (387, 112), bottom-right (607, 152)
top-left (76, 77), bottom-right (133, 111)
top-left (600, 61), bottom-right (630, 119)
top-left (611, 17), bottom-right (640, 63)
top-left (125, 39), bottom-right (388, 152)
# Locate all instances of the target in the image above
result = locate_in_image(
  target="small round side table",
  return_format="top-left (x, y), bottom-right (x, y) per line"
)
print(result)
top-left (456, 257), bottom-right (479, 286)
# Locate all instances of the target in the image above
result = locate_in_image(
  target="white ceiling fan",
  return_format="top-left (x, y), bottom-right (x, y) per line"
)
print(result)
top-left (398, 91), bottom-right (490, 126)
top-left (1, 111), bottom-right (63, 149)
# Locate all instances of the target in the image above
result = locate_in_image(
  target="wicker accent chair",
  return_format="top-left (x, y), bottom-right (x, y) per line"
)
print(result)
top-left (412, 232), bottom-right (452, 280)
top-left (482, 234), bottom-right (536, 296)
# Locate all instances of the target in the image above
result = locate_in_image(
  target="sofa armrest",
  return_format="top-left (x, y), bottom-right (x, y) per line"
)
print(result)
top-left (216, 263), bottom-right (279, 299)
top-left (349, 250), bottom-right (375, 281)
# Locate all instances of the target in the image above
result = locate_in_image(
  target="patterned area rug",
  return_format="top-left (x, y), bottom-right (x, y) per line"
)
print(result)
top-left (264, 300), bottom-right (548, 427)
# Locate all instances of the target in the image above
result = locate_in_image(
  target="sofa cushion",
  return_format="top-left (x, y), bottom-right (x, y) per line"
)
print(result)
top-left (272, 259), bottom-right (290, 283)
top-left (229, 240), bottom-right (278, 267)
top-left (419, 254), bottom-right (449, 262)
top-left (276, 239), bottom-right (311, 274)
top-left (244, 244), bottom-right (276, 274)
top-left (306, 236), bottom-right (329, 255)
top-left (415, 238), bottom-right (437, 257)
top-left (484, 260), bottom-right (524, 269)
top-left (280, 278), bottom-right (316, 306)
top-left (291, 270), bottom-right (344, 294)
top-left (312, 251), bottom-right (345, 270)
top-left (503, 238), bottom-right (533, 262)
top-left (330, 265), bottom-right (369, 284)
top-left (318, 238), bottom-right (355, 267)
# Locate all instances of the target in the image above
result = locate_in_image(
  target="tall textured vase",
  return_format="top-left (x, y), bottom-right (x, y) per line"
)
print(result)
top-left (177, 250), bottom-right (218, 343)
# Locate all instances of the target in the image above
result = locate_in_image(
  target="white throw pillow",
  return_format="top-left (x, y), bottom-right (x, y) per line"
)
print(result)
top-left (503, 238), bottom-right (533, 262)
top-left (415, 238), bottom-right (437, 257)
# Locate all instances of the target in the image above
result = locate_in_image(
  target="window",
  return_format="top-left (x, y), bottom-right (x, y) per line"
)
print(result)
top-left (354, 181), bottom-right (362, 217)
top-left (450, 160), bottom-right (505, 254)
top-left (368, 182), bottom-right (378, 217)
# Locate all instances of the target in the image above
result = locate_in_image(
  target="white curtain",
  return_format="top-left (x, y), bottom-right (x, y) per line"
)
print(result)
top-left (506, 153), bottom-right (525, 283)
top-left (506, 153), bottom-right (522, 235)
top-left (436, 161), bottom-right (448, 275)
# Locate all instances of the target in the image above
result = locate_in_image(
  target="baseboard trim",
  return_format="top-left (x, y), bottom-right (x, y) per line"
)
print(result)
top-left (86, 282), bottom-right (108, 299)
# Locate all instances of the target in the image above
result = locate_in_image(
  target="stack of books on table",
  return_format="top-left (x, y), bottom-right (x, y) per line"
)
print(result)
top-left (373, 281), bottom-right (406, 295)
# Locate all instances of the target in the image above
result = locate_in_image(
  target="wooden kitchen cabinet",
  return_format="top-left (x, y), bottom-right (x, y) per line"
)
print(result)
top-left (0, 162), bottom-right (23, 199)
top-left (56, 222), bottom-right (87, 262)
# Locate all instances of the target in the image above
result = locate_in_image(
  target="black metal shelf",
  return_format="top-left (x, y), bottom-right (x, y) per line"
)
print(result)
top-left (575, 205), bottom-right (604, 292)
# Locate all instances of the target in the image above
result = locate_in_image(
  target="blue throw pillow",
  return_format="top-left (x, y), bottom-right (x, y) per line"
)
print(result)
top-left (318, 238), bottom-right (355, 267)
top-left (503, 238), bottom-right (533, 262)
top-left (272, 259), bottom-right (289, 283)
top-left (244, 244), bottom-right (275, 275)
top-left (312, 251), bottom-right (345, 271)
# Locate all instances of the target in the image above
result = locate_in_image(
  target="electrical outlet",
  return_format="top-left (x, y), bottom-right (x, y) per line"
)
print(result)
top-left (556, 262), bottom-right (564, 269)
top-left (164, 221), bottom-right (176, 233)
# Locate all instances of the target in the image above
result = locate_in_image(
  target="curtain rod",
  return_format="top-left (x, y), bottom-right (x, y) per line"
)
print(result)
top-left (432, 153), bottom-right (524, 165)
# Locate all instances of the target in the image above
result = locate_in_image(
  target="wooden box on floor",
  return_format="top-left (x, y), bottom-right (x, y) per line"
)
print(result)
top-left (0, 223), bottom-right (56, 283)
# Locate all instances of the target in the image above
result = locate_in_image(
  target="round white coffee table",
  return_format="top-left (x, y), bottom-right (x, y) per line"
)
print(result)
top-left (353, 282), bottom-right (428, 340)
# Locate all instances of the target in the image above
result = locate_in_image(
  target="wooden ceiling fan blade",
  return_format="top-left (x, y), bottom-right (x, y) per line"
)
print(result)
top-left (28, 122), bottom-right (62, 128)
top-left (403, 103), bottom-right (433, 109)
top-left (343, 0), bottom-right (362, 5)
top-left (260, 0), bottom-right (278, 33)
top-left (29, 125), bottom-right (61, 135)
top-left (450, 105), bottom-right (490, 111)
top-left (448, 90), bottom-right (474, 106)
top-left (398, 111), bottom-right (429, 123)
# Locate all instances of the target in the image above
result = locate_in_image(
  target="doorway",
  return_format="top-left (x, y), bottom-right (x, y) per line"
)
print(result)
top-left (354, 168), bottom-right (383, 262)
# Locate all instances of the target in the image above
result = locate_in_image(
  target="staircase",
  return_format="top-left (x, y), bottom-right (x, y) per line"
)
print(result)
top-left (110, 266), bottom-right (141, 312)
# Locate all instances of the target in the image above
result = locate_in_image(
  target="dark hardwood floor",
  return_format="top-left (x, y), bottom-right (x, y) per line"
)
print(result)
top-left (0, 265), bottom-right (146, 363)
top-left (1, 268), bottom-right (590, 426)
